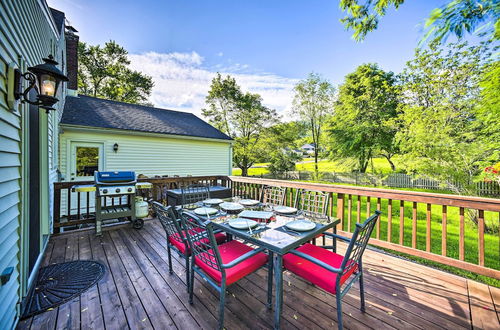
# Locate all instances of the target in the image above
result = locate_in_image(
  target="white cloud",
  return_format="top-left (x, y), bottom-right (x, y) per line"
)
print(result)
top-left (128, 51), bottom-right (298, 119)
top-left (217, 52), bottom-right (224, 57)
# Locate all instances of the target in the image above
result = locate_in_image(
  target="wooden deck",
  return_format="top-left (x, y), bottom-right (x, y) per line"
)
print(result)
top-left (18, 219), bottom-right (500, 330)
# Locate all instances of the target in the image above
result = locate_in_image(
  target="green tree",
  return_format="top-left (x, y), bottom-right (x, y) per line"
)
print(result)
top-left (78, 40), bottom-right (154, 104)
top-left (339, 0), bottom-right (499, 42)
top-left (396, 41), bottom-right (496, 195)
top-left (328, 64), bottom-right (399, 172)
top-left (292, 73), bottom-right (336, 172)
top-left (202, 74), bottom-right (278, 176)
top-left (260, 121), bottom-right (307, 174)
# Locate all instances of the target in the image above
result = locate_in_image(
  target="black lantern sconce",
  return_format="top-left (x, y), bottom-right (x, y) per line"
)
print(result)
top-left (113, 143), bottom-right (119, 152)
top-left (13, 55), bottom-right (68, 113)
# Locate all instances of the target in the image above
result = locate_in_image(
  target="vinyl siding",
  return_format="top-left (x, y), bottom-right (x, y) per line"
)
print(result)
top-left (59, 128), bottom-right (232, 178)
top-left (0, 0), bottom-right (62, 328)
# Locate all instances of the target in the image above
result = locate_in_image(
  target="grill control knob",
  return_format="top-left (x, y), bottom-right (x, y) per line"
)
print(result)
top-left (103, 189), bottom-right (108, 194)
top-left (127, 188), bottom-right (133, 192)
top-left (115, 188), bottom-right (121, 193)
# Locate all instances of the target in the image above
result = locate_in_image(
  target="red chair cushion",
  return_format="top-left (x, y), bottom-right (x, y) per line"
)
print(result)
top-left (169, 231), bottom-right (227, 256)
top-left (283, 243), bottom-right (358, 294)
top-left (195, 240), bottom-right (268, 286)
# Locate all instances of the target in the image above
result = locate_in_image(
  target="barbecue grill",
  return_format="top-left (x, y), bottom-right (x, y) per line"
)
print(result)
top-left (94, 171), bottom-right (142, 235)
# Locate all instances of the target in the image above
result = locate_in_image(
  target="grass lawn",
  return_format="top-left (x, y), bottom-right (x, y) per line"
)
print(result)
top-left (295, 157), bottom-right (401, 174)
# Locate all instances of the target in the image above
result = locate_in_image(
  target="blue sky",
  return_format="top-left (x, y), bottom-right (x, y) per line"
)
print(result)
top-left (48, 0), bottom-right (448, 116)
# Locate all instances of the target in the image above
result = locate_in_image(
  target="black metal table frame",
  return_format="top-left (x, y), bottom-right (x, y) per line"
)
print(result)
top-left (212, 217), bottom-right (340, 329)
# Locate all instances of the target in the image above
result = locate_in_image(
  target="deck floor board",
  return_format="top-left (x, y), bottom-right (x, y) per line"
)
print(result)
top-left (17, 219), bottom-right (500, 330)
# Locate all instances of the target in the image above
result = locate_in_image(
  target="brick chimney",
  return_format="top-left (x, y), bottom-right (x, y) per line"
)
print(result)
top-left (65, 27), bottom-right (79, 91)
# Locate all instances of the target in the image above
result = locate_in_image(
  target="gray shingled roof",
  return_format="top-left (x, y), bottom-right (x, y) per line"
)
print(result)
top-left (49, 8), bottom-right (65, 34)
top-left (61, 95), bottom-right (232, 141)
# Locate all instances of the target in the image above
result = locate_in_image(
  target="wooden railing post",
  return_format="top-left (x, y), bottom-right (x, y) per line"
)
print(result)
top-left (426, 204), bottom-right (432, 252)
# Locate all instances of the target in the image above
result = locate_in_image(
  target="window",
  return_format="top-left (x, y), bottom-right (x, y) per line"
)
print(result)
top-left (76, 146), bottom-right (99, 176)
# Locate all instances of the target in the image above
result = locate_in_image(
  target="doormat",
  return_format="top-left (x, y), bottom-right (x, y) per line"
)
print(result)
top-left (21, 260), bottom-right (105, 319)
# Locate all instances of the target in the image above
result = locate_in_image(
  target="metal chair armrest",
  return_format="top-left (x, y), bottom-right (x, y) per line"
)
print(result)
top-left (222, 247), bottom-right (267, 269)
top-left (288, 250), bottom-right (342, 273)
top-left (323, 232), bottom-right (351, 243)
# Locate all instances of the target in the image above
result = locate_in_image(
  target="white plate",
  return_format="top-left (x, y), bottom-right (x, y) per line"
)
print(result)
top-left (203, 198), bottom-right (224, 205)
top-left (193, 207), bottom-right (218, 216)
top-left (239, 199), bottom-right (260, 206)
top-left (220, 202), bottom-right (244, 211)
top-left (228, 218), bottom-right (258, 230)
top-left (274, 206), bottom-right (298, 214)
top-left (285, 220), bottom-right (316, 232)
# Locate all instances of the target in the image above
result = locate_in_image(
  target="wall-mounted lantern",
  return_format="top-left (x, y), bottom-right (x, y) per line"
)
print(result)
top-left (13, 55), bottom-right (68, 113)
top-left (113, 143), bottom-right (119, 152)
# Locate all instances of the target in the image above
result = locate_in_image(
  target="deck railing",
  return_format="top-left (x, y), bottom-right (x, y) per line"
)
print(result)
top-left (52, 175), bottom-right (230, 232)
top-left (53, 175), bottom-right (500, 279)
top-left (229, 176), bottom-right (500, 279)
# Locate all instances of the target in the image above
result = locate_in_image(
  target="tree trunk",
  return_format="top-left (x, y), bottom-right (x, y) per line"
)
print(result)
top-left (314, 151), bottom-right (319, 173)
top-left (385, 156), bottom-right (396, 172)
top-left (241, 167), bottom-right (248, 177)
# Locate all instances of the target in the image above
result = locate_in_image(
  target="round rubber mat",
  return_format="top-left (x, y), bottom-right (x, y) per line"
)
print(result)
top-left (21, 260), bottom-right (106, 318)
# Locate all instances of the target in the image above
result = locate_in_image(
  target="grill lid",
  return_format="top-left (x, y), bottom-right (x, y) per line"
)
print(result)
top-left (95, 171), bottom-right (136, 184)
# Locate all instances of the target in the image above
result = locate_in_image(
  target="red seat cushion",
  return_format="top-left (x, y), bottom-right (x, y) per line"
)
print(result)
top-left (169, 231), bottom-right (227, 256)
top-left (283, 243), bottom-right (357, 294)
top-left (195, 240), bottom-right (268, 286)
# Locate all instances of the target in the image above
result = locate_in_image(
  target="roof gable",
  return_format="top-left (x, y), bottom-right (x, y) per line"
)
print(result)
top-left (61, 95), bottom-right (232, 141)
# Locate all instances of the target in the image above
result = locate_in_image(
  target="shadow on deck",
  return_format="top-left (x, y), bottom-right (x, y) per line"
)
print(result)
top-left (18, 219), bottom-right (500, 329)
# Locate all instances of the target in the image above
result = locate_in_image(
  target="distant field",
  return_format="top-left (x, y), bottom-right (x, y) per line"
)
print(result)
top-left (232, 157), bottom-right (401, 176)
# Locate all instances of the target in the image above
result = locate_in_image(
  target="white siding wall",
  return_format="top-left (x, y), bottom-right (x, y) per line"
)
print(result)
top-left (59, 128), bottom-right (232, 178)
top-left (0, 1), bottom-right (62, 328)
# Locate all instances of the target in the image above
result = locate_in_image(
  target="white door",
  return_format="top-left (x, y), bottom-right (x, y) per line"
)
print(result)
top-left (67, 142), bottom-right (104, 218)
top-left (70, 142), bottom-right (104, 181)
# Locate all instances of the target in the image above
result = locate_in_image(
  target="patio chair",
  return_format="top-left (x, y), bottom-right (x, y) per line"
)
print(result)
top-left (283, 210), bottom-right (381, 329)
top-left (181, 183), bottom-right (210, 209)
top-left (294, 189), bottom-right (330, 244)
top-left (181, 210), bottom-right (273, 330)
top-left (152, 201), bottom-right (226, 290)
top-left (260, 185), bottom-right (287, 206)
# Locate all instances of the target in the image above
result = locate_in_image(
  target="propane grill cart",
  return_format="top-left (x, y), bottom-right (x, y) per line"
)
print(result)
top-left (94, 171), bottom-right (140, 236)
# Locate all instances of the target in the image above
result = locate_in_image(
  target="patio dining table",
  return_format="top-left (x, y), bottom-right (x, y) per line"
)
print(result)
top-left (204, 211), bottom-right (340, 329)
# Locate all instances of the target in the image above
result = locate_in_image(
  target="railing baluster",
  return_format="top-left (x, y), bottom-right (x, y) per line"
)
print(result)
top-left (412, 202), bottom-right (417, 249)
top-left (53, 184), bottom-right (61, 233)
top-left (399, 200), bottom-right (404, 245)
top-left (86, 191), bottom-right (90, 219)
top-left (356, 195), bottom-right (361, 223)
top-left (459, 207), bottom-right (465, 261)
top-left (478, 209), bottom-right (485, 266)
top-left (426, 203), bottom-right (431, 252)
top-left (347, 195), bottom-right (352, 232)
top-left (67, 188), bottom-right (72, 221)
top-left (366, 196), bottom-right (371, 218)
top-left (388, 199), bottom-right (393, 242)
top-left (442, 205), bottom-right (447, 256)
top-left (77, 192), bottom-right (81, 220)
top-left (336, 193), bottom-right (345, 231)
top-left (376, 197), bottom-right (381, 239)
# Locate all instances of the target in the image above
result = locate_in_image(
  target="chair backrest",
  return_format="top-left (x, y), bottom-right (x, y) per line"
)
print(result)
top-left (152, 201), bottom-right (185, 244)
top-left (294, 189), bottom-right (329, 217)
top-left (180, 211), bottom-right (223, 273)
top-left (260, 185), bottom-right (286, 206)
top-left (181, 184), bottom-right (210, 208)
top-left (340, 210), bottom-right (381, 277)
